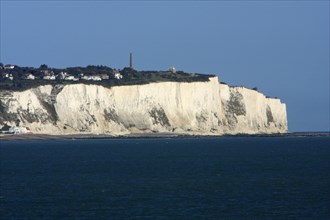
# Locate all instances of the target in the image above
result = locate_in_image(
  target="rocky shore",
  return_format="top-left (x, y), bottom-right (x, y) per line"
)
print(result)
top-left (1, 132), bottom-right (328, 141)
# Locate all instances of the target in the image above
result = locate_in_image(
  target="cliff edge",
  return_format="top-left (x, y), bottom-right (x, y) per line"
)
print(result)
top-left (0, 77), bottom-right (287, 135)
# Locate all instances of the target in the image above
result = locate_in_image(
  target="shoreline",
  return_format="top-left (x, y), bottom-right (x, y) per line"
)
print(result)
top-left (0, 132), bottom-right (329, 141)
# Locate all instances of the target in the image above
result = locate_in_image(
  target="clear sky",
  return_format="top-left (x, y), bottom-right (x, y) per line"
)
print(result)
top-left (0, 1), bottom-right (329, 132)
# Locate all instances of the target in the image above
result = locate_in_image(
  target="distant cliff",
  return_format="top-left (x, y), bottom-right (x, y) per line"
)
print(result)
top-left (0, 77), bottom-right (287, 135)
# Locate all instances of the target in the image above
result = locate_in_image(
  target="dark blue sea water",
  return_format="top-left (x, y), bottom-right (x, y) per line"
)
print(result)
top-left (1, 137), bottom-right (329, 219)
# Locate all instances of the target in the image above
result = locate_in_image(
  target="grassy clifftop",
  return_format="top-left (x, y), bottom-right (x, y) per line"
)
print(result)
top-left (0, 65), bottom-right (215, 91)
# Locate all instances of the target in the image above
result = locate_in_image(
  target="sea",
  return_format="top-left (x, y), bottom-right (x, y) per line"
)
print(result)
top-left (0, 137), bottom-right (329, 219)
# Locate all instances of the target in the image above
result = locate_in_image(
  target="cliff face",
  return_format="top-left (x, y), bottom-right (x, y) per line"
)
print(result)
top-left (0, 77), bottom-right (287, 135)
top-left (219, 84), bottom-right (287, 134)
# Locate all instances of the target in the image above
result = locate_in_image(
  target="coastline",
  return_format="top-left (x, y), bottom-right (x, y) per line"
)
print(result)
top-left (0, 132), bottom-right (329, 141)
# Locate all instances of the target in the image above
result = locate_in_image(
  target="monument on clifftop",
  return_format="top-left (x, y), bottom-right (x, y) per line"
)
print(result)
top-left (130, 50), bottom-right (133, 69)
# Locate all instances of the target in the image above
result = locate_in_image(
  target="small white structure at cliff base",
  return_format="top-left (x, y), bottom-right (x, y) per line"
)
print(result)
top-left (8, 127), bottom-right (31, 134)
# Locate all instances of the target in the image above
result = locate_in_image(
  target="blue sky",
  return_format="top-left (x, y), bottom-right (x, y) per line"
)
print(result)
top-left (0, 1), bottom-right (329, 132)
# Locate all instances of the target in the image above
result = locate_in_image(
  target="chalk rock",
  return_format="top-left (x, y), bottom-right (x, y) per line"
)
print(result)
top-left (0, 77), bottom-right (287, 135)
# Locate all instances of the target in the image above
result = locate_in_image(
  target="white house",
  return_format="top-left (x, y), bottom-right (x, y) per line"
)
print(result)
top-left (99, 74), bottom-right (109, 80)
top-left (81, 75), bottom-right (103, 81)
top-left (65, 75), bottom-right (79, 81)
top-left (25, 74), bottom-right (35, 80)
top-left (1, 73), bottom-right (8, 78)
top-left (168, 66), bottom-right (176, 74)
top-left (2, 73), bottom-right (14, 80)
top-left (114, 72), bottom-right (123, 79)
top-left (5, 64), bottom-right (15, 69)
top-left (41, 70), bottom-right (55, 76)
top-left (57, 72), bottom-right (67, 79)
top-left (43, 75), bottom-right (56, 80)
top-left (81, 75), bottom-right (91, 80)
top-left (91, 75), bottom-right (102, 81)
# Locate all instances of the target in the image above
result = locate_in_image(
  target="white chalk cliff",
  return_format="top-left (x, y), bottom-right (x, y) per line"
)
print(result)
top-left (0, 77), bottom-right (287, 135)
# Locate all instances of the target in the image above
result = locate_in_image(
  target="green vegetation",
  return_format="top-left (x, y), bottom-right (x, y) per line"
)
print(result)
top-left (0, 65), bottom-right (215, 91)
